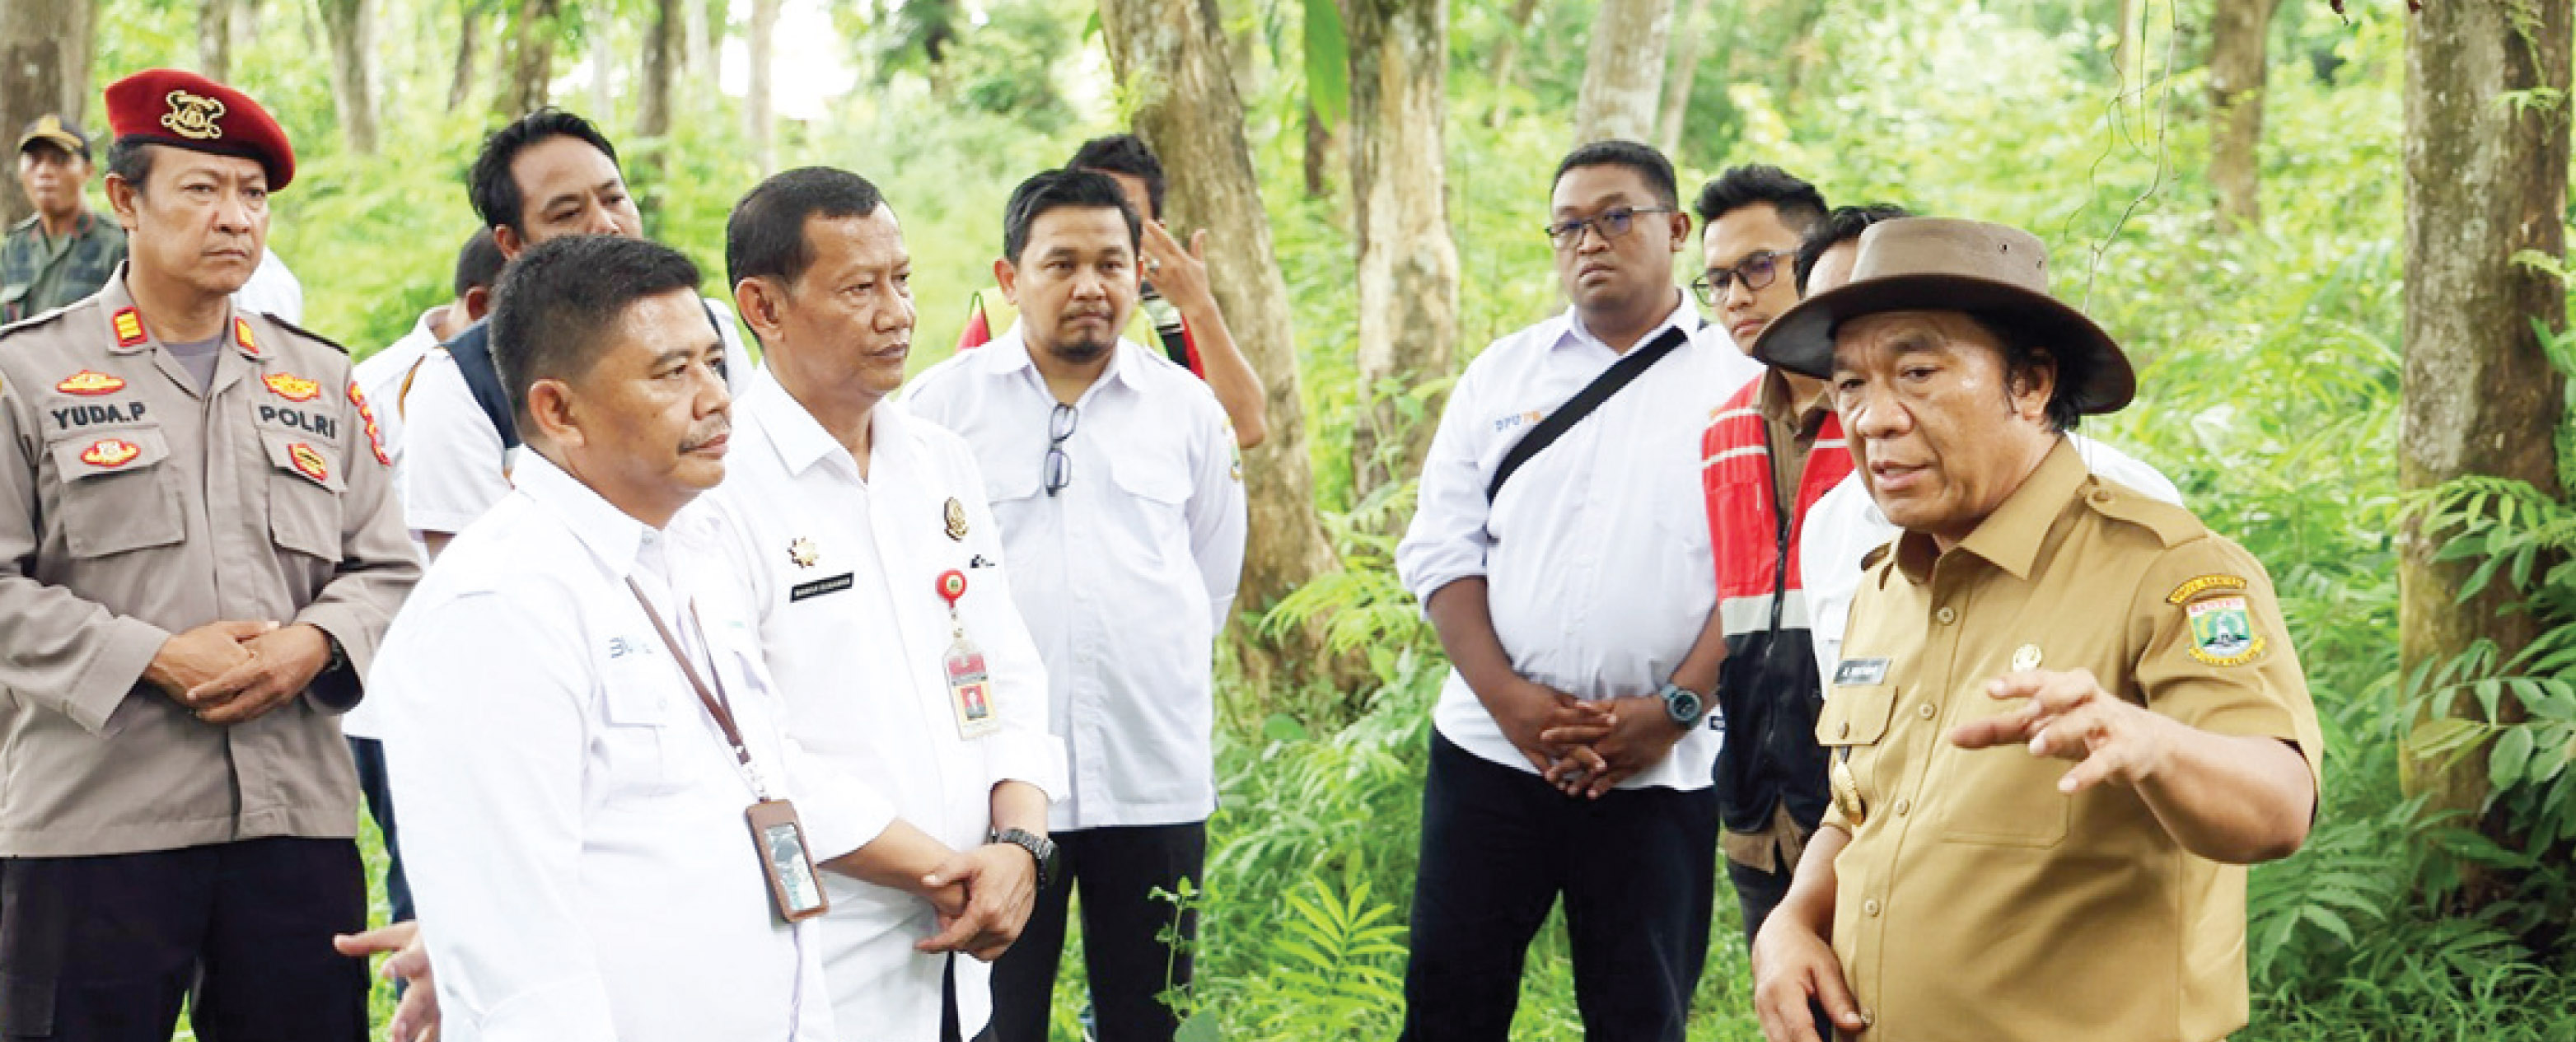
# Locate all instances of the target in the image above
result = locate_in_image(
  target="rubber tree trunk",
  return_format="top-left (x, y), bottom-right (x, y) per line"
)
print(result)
top-left (1571, 0), bottom-right (1673, 144)
top-left (1096, 0), bottom-right (1353, 698)
top-left (198, 0), bottom-right (237, 82)
top-left (1345, 0), bottom-right (1460, 501)
top-left (746, 0), bottom-right (780, 174)
top-left (318, 0), bottom-right (381, 155)
top-left (2, 0), bottom-right (93, 225)
top-left (2207, 0), bottom-right (2277, 231)
top-left (501, 0), bottom-right (560, 118)
top-left (2398, 0), bottom-right (2570, 901)
top-left (1484, 0), bottom-right (1542, 128)
top-left (1653, 0), bottom-right (1713, 157)
top-left (449, 1), bottom-right (482, 111)
top-left (636, 0), bottom-right (679, 231)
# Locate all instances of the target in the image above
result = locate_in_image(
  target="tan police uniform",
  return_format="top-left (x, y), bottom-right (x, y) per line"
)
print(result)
top-left (0, 269), bottom-right (418, 857)
top-left (1814, 439), bottom-right (2324, 1042)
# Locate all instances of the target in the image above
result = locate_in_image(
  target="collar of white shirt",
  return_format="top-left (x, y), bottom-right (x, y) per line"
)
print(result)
top-left (1551, 292), bottom-right (1703, 357)
top-left (741, 366), bottom-right (936, 488)
top-left (979, 320), bottom-right (1146, 400)
top-left (512, 449), bottom-right (659, 586)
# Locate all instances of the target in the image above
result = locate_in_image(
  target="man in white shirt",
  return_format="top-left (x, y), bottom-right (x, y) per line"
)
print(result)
top-left (1391, 140), bottom-right (1732, 1041)
top-left (376, 234), bottom-right (972, 1041)
top-left (340, 227), bottom-right (503, 931)
top-left (905, 168), bottom-right (1246, 1042)
top-left (232, 244), bottom-right (302, 321)
top-left (1789, 214), bottom-right (2185, 679)
top-left (400, 109), bottom-right (754, 558)
top-left (708, 166), bottom-right (1070, 1041)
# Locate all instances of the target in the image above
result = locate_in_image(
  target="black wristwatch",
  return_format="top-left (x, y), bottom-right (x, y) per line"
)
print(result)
top-left (989, 827), bottom-right (1061, 889)
top-left (1660, 681), bottom-right (1709, 731)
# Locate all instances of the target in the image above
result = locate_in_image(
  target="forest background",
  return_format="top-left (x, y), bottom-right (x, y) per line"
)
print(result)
top-left (4, 0), bottom-right (2574, 1037)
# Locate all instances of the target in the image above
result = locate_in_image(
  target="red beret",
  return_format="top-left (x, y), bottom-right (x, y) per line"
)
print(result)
top-left (103, 68), bottom-right (296, 190)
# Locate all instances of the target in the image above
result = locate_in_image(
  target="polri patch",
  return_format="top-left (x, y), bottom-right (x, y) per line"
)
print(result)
top-left (56, 370), bottom-right (124, 395)
top-left (1834, 657), bottom-right (1891, 686)
top-left (264, 372), bottom-right (320, 401)
top-left (288, 442), bottom-right (330, 483)
top-left (80, 437), bottom-right (142, 468)
top-left (2186, 595), bottom-right (2265, 666)
top-left (791, 573), bottom-right (855, 602)
top-left (349, 381), bottom-right (390, 465)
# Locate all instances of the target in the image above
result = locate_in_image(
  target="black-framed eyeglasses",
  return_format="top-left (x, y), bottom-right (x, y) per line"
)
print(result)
top-left (1691, 250), bottom-right (1783, 305)
top-left (1543, 206), bottom-right (1676, 250)
top-left (1043, 402), bottom-right (1078, 497)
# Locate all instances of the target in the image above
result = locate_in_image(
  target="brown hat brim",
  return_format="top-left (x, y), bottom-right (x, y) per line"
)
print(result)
top-left (1750, 272), bottom-right (2137, 414)
top-left (16, 129), bottom-right (86, 159)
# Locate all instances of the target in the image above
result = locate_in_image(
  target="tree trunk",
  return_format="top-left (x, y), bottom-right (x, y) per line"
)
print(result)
top-left (2114, 0), bottom-right (2140, 91)
top-left (1572, 0), bottom-right (1674, 144)
top-left (500, 0), bottom-right (560, 118)
top-left (636, 0), bottom-right (678, 231)
top-left (1484, 0), bottom-right (1542, 128)
top-left (2207, 0), bottom-right (2275, 231)
top-left (746, 0), bottom-right (780, 174)
top-left (2399, 0), bottom-right (2571, 901)
top-left (449, 2), bottom-right (481, 110)
top-left (317, 0), bottom-right (380, 154)
top-left (1, 0), bottom-right (91, 226)
top-left (1301, 96), bottom-right (1330, 199)
top-left (198, 0), bottom-right (237, 82)
top-left (1345, 0), bottom-right (1459, 500)
top-left (1096, 0), bottom-right (1350, 696)
top-left (1653, 0), bottom-right (1712, 157)
top-left (684, 0), bottom-right (715, 83)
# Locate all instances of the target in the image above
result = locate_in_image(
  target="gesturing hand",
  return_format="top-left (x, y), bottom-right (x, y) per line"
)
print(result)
top-left (1948, 668), bottom-right (2176, 794)
top-left (1138, 220), bottom-right (1216, 311)
top-left (915, 842), bottom-right (1040, 961)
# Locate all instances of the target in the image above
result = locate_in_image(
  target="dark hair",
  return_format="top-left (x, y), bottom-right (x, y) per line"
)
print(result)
top-left (452, 228), bottom-right (507, 297)
top-left (1001, 168), bottom-right (1140, 264)
top-left (1969, 313), bottom-right (2084, 432)
top-left (725, 166), bottom-right (889, 290)
top-left (467, 109), bottom-right (621, 237)
top-left (1793, 203), bottom-right (1914, 293)
top-left (104, 137), bottom-right (156, 194)
top-left (1692, 164), bottom-right (1827, 234)
top-left (1552, 139), bottom-right (1679, 209)
top-left (489, 236), bottom-right (703, 434)
top-left (1068, 134), bottom-right (1165, 221)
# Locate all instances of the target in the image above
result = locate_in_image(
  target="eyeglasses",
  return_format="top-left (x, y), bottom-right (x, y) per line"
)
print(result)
top-left (1691, 250), bottom-right (1784, 305)
top-left (1543, 206), bottom-right (1676, 250)
top-left (1043, 402), bottom-right (1078, 497)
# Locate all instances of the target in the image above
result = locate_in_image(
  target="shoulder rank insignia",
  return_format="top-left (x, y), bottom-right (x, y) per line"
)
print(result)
top-left (944, 498), bottom-right (970, 541)
top-left (288, 442), bottom-right (329, 483)
top-left (264, 372), bottom-right (320, 401)
top-left (81, 437), bottom-right (142, 468)
top-left (233, 317), bottom-right (259, 357)
top-left (56, 370), bottom-right (125, 395)
top-left (112, 307), bottom-right (147, 348)
top-left (348, 381), bottom-right (390, 465)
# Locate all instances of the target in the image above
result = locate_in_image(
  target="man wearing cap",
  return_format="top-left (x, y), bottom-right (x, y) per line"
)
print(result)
top-left (1744, 217), bottom-right (2321, 1042)
top-left (4, 114), bottom-right (126, 323)
top-left (0, 69), bottom-right (418, 1040)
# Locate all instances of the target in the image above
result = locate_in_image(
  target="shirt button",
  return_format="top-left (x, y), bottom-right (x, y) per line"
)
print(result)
top-left (1863, 899), bottom-right (1882, 917)
top-left (1917, 703), bottom-right (1936, 719)
top-left (1935, 606), bottom-right (1957, 624)
top-left (1839, 721), bottom-right (1852, 738)
top-left (1894, 798), bottom-right (1910, 815)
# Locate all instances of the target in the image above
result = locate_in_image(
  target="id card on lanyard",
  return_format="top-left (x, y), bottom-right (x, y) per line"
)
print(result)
top-left (937, 568), bottom-right (1001, 741)
top-left (627, 580), bottom-right (830, 923)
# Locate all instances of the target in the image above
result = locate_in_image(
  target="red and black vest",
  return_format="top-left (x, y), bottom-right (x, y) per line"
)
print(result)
top-left (1699, 376), bottom-right (1853, 835)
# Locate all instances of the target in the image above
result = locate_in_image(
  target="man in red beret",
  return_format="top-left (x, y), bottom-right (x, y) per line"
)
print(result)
top-left (0, 68), bottom-right (418, 1041)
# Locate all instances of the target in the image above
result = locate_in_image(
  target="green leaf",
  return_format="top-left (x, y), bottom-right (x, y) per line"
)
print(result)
top-left (1302, 0), bottom-right (1351, 126)
top-left (2407, 717), bottom-right (2490, 760)
top-left (1264, 713), bottom-right (1310, 744)
top-left (1176, 1011), bottom-right (1223, 1042)
top-left (2489, 724), bottom-right (2536, 790)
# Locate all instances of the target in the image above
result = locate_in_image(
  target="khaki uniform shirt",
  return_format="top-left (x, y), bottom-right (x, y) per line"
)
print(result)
top-left (1, 211), bottom-right (127, 323)
top-left (1818, 439), bottom-right (2322, 1042)
top-left (0, 269), bottom-right (420, 857)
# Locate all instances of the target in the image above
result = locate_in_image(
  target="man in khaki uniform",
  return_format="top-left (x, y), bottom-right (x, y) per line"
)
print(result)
top-left (0, 69), bottom-right (417, 1041)
top-left (1742, 218), bottom-right (2322, 1042)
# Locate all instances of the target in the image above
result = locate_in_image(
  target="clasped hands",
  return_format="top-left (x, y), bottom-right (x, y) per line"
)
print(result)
top-left (1499, 680), bottom-right (1686, 800)
top-left (914, 840), bottom-right (1041, 962)
top-left (144, 619), bottom-right (334, 725)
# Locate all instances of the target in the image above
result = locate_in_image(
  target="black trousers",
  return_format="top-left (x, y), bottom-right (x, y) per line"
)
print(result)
top-left (348, 736), bottom-right (414, 923)
top-left (1729, 853), bottom-right (1835, 1040)
top-left (990, 821), bottom-right (1206, 1042)
top-left (0, 837), bottom-right (368, 1041)
top-left (1400, 734), bottom-right (1721, 1042)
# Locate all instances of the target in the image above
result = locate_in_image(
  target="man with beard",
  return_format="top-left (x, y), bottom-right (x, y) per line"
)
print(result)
top-left (906, 168), bottom-right (1246, 1042)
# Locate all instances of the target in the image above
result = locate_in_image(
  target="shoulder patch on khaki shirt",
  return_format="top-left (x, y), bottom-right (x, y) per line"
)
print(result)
top-left (2082, 479), bottom-right (2204, 547)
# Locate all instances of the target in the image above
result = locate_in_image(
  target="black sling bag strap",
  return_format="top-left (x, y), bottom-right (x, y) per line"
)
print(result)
top-left (1484, 325), bottom-right (1690, 502)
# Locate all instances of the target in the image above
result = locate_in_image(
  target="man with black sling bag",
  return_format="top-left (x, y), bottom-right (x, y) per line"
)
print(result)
top-left (1391, 139), bottom-right (1759, 1041)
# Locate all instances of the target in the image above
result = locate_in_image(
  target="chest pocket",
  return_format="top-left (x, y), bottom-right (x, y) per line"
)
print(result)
top-left (260, 431), bottom-right (344, 561)
top-left (1108, 446), bottom-right (1193, 558)
top-left (1817, 683), bottom-right (1896, 826)
top-left (598, 649), bottom-right (691, 801)
top-left (1934, 685), bottom-right (2073, 848)
top-left (47, 425), bottom-right (185, 559)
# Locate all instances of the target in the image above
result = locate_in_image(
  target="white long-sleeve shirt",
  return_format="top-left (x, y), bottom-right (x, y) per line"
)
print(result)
top-left (375, 453), bottom-right (881, 1042)
top-left (1799, 432), bottom-right (2186, 681)
top-left (703, 371), bottom-right (1068, 1040)
top-left (905, 325), bottom-right (1246, 830)
top-left (1395, 299), bottom-right (1753, 792)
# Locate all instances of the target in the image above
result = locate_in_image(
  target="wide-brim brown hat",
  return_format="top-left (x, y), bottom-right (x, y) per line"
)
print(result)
top-left (1750, 217), bottom-right (2136, 414)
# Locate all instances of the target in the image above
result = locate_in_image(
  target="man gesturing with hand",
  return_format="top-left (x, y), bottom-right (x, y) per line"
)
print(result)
top-left (1744, 218), bottom-right (2320, 1042)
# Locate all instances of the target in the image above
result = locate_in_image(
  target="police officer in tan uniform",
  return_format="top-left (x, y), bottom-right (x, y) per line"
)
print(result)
top-left (0, 69), bottom-right (417, 1041)
top-left (1742, 218), bottom-right (2322, 1042)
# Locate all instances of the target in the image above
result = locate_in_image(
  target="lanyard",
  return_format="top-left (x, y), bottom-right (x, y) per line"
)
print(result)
top-left (624, 578), bottom-right (772, 801)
